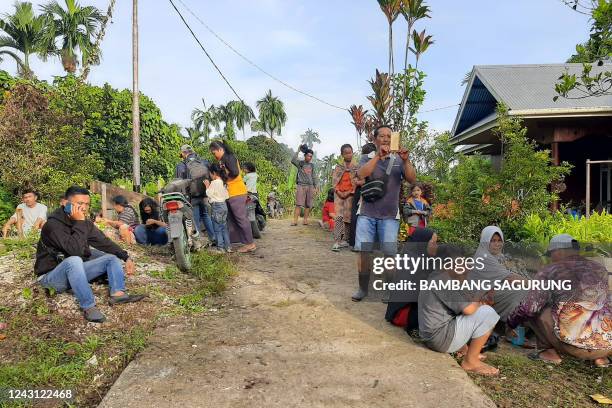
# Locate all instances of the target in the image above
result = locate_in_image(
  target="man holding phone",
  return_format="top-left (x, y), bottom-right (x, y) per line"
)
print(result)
top-left (352, 125), bottom-right (416, 301)
top-left (34, 186), bottom-right (144, 323)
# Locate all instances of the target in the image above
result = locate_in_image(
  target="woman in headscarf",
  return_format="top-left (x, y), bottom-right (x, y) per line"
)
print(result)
top-left (385, 227), bottom-right (438, 331)
top-left (209, 140), bottom-right (256, 253)
top-left (471, 226), bottom-right (529, 323)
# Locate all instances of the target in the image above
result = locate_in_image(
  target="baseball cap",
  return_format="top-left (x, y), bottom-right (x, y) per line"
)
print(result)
top-left (546, 234), bottom-right (580, 255)
top-left (180, 144), bottom-right (193, 153)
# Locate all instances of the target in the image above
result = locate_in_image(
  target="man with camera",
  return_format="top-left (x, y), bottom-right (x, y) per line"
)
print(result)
top-left (34, 186), bottom-right (144, 323)
top-left (351, 125), bottom-right (416, 301)
top-left (291, 144), bottom-right (319, 226)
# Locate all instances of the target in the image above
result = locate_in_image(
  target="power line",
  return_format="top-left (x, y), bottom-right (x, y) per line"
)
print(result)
top-left (419, 103), bottom-right (459, 113)
top-left (174, 0), bottom-right (347, 111)
top-left (168, 0), bottom-right (243, 102)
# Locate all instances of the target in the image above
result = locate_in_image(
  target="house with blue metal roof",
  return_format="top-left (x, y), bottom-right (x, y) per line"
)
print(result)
top-left (451, 63), bottom-right (612, 212)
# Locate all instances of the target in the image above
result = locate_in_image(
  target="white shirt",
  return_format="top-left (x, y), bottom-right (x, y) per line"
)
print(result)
top-left (11, 202), bottom-right (48, 233)
top-left (207, 179), bottom-right (229, 203)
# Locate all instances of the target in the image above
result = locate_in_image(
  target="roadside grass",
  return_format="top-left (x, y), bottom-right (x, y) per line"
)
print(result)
top-left (0, 240), bottom-right (235, 407)
top-left (464, 343), bottom-right (612, 407)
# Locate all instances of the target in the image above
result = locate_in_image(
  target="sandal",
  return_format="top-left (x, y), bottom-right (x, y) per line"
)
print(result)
top-left (528, 351), bottom-right (562, 365)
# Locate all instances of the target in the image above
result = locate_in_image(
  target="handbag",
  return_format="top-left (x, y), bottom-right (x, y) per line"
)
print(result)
top-left (361, 154), bottom-right (396, 203)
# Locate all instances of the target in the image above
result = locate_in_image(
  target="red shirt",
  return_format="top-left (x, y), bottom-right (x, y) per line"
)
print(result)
top-left (322, 201), bottom-right (334, 222)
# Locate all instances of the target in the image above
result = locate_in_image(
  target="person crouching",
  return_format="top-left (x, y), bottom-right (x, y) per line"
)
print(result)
top-left (34, 186), bottom-right (144, 323)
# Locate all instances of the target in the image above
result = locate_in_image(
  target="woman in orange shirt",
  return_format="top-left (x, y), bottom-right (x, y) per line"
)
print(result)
top-left (209, 141), bottom-right (256, 253)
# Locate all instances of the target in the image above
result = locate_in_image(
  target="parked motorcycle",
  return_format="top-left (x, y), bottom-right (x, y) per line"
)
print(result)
top-left (160, 179), bottom-right (197, 271)
top-left (246, 193), bottom-right (266, 239)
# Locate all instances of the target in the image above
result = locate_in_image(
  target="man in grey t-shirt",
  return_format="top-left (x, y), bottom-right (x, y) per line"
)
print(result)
top-left (351, 125), bottom-right (416, 301)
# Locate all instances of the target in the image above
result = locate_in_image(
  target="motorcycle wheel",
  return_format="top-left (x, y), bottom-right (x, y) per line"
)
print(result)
top-left (251, 220), bottom-right (261, 239)
top-left (173, 226), bottom-right (192, 272)
top-left (256, 214), bottom-right (266, 231)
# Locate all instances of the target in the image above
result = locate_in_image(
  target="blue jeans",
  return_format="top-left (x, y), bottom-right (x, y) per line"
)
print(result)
top-left (211, 202), bottom-right (231, 250)
top-left (39, 254), bottom-right (126, 310)
top-left (192, 197), bottom-right (215, 241)
top-left (134, 225), bottom-right (168, 245)
top-left (353, 215), bottom-right (400, 255)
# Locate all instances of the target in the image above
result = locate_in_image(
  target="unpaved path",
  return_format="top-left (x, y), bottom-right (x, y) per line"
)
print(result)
top-left (99, 220), bottom-right (494, 408)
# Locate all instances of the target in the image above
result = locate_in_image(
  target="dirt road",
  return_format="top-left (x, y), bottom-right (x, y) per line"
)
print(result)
top-left (99, 220), bottom-right (494, 408)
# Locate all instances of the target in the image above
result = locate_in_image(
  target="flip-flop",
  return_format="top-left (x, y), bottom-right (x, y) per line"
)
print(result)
top-left (290, 223), bottom-right (298, 226)
top-left (528, 351), bottom-right (562, 365)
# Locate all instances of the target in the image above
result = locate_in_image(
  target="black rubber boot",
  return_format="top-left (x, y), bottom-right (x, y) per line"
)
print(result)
top-left (351, 273), bottom-right (370, 302)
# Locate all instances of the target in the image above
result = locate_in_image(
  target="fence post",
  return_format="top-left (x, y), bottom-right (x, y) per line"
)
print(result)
top-left (101, 183), bottom-right (108, 219)
top-left (586, 159), bottom-right (590, 219)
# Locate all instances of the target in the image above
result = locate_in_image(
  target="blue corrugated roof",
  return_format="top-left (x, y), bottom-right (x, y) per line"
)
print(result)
top-left (453, 76), bottom-right (498, 135)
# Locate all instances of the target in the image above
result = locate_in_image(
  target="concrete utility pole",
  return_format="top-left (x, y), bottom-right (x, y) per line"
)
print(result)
top-left (132, 0), bottom-right (141, 192)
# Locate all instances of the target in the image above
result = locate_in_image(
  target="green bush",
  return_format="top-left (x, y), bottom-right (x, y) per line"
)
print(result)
top-left (521, 211), bottom-right (612, 244)
top-left (429, 105), bottom-right (571, 243)
top-left (0, 184), bottom-right (17, 225)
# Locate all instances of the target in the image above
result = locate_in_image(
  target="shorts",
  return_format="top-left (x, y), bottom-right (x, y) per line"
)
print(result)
top-left (446, 305), bottom-right (499, 353)
top-left (353, 215), bottom-right (399, 255)
top-left (296, 185), bottom-right (315, 208)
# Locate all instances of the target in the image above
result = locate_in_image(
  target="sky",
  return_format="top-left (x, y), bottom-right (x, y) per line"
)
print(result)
top-left (0, 0), bottom-right (591, 156)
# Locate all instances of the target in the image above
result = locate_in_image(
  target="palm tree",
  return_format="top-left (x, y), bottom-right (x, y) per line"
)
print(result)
top-left (215, 103), bottom-right (237, 140)
top-left (227, 100), bottom-right (255, 140)
top-left (191, 100), bottom-right (220, 142)
top-left (300, 128), bottom-right (321, 148)
top-left (377, 0), bottom-right (401, 76)
top-left (42, 0), bottom-right (103, 73)
top-left (0, 1), bottom-right (50, 77)
top-left (185, 127), bottom-right (205, 146)
top-left (0, 48), bottom-right (25, 71)
top-left (256, 89), bottom-right (287, 140)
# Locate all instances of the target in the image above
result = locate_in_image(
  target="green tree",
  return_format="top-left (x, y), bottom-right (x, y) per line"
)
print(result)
top-left (299, 128), bottom-right (321, 148)
top-left (0, 82), bottom-right (102, 200)
top-left (254, 89), bottom-right (287, 140)
top-left (0, 1), bottom-right (51, 77)
top-left (42, 0), bottom-right (103, 73)
top-left (555, 0), bottom-right (611, 99)
top-left (191, 100), bottom-right (220, 142)
top-left (227, 100), bottom-right (255, 140)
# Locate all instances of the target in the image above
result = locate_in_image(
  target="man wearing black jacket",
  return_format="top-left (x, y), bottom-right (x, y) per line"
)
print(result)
top-left (35, 186), bottom-right (144, 323)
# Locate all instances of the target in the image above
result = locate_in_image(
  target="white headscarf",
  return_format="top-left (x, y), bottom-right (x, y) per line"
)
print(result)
top-left (472, 225), bottom-right (511, 281)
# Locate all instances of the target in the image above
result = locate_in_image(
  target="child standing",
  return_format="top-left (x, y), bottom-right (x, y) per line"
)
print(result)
top-left (242, 162), bottom-right (258, 195)
top-left (204, 164), bottom-right (232, 253)
top-left (403, 184), bottom-right (431, 236)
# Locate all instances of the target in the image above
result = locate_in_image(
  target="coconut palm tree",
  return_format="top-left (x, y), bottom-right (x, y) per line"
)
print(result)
top-left (191, 100), bottom-right (221, 142)
top-left (256, 89), bottom-right (287, 140)
top-left (377, 0), bottom-right (401, 76)
top-left (0, 48), bottom-right (25, 71)
top-left (227, 100), bottom-right (255, 140)
top-left (0, 1), bottom-right (50, 77)
top-left (300, 128), bottom-right (321, 148)
top-left (42, 0), bottom-right (103, 73)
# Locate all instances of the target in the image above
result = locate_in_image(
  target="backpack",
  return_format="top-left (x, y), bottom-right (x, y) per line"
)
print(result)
top-left (185, 157), bottom-right (210, 197)
top-left (361, 155), bottom-right (396, 203)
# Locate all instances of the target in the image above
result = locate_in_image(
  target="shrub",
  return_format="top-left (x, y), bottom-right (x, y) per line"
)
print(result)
top-left (0, 82), bottom-right (103, 201)
top-left (521, 211), bottom-right (612, 244)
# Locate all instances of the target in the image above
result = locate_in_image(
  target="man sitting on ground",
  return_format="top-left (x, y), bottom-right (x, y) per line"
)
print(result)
top-left (419, 246), bottom-right (501, 376)
top-left (97, 195), bottom-right (139, 244)
top-left (2, 189), bottom-right (47, 238)
top-left (507, 234), bottom-right (612, 367)
top-left (35, 186), bottom-right (144, 323)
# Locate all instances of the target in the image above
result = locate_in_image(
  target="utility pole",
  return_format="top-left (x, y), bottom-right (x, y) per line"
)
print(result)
top-left (132, 0), bottom-right (141, 192)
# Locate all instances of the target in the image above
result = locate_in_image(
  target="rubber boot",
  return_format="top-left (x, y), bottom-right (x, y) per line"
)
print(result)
top-left (351, 273), bottom-right (370, 302)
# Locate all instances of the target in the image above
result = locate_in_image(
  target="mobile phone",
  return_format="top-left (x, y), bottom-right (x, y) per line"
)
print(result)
top-left (64, 202), bottom-right (72, 215)
top-left (390, 131), bottom-right (401, 152)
